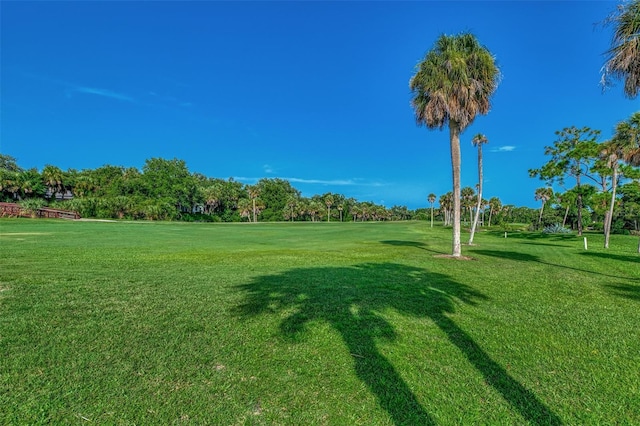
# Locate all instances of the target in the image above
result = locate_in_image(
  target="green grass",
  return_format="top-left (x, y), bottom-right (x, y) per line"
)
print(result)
top-left (1, 219), bottom-right (638, 425)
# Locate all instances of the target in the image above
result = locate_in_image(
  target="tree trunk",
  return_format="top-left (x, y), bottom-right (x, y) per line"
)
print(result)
top-left (488, 208), bottom-right (493, 227)
top-left (449, 122), bottom-right (462, 257)
top-left (430, 205), bottom-right (434, 228)
top-left (576, 175), bottom-right (583, 236)
top-left (538, 203), bottom-right (545, 229)
top-left (469, 144), bottom-right (483, 245)
top-left (604, 165), bottom-right (618, 249)
top-left (252, 198), bottom-right (257, 223)
top-left (562, 205), bottom-right (570, 228)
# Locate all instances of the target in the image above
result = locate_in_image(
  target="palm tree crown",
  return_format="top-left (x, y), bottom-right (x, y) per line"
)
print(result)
top-left (602, 0), bottom-right (640, 98)
top-left (410, 33), bottom-right (500, 130)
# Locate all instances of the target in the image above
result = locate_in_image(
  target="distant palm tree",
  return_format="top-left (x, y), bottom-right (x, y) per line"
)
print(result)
top-left (602, 0), bottom-right (640, 98)
top-left (324, 193), bottom-right (334, 222)
top-left (534, 187), bottom-right (554, 228)
top-left (248, 185), bottom-right (260, 223)
top-left (42, 164), bottom-right (64, 200)
top-left (487, 196), bottom-right (501, 227)
top-left (555, 191), bottom-right (576, 228)
top-left (460, 186), bottom-right (476, 225)
top-left (237, 198), bottom-right (253, 222)
top-left (469, 133), bottom-right (488, 244)
top-left (428, 193), bottom-right (436, 227)
top-left (410, 33), bottom-right (500, 257)
top-left (439, 192), bottom-right (453, 226)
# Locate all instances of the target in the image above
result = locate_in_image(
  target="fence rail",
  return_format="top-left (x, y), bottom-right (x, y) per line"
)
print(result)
top-left (0, 202), bottom-right (80, 219)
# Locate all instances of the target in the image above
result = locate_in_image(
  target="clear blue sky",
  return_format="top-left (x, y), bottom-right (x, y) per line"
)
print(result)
top-left (1, 1), bottom-right (637, 209)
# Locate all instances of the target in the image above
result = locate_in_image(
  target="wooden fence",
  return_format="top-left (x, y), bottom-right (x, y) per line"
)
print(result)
top-left (0, 202), bottom-right (80, 219)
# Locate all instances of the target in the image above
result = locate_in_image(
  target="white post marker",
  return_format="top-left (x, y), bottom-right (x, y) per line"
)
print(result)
top-left (504, 232), bottom-right (507, 238)
top-left (584, 237), bottom-right (588, 250)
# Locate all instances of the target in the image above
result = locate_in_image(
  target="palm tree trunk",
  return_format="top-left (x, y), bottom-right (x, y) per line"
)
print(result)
top-left (562, 205), bottom-right (570, 228)
top-left (538, 203), bottom-right (545, 228)
top-left (576, 176), bottom-right (583, 236)
top-left (469, 145), bottom-right (483, 244)
top-left (430, 204), bottom-right (434, 228)
top-left (604, 165), bottom-right (618, 249)
top-left (252, 198), bottom-right (256, 223)
top-left (450, 123), bottom-right (462, 257)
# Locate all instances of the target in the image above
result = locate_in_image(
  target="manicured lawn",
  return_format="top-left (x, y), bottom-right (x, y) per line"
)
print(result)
top-left (1, 219), bottom-right (638, 424)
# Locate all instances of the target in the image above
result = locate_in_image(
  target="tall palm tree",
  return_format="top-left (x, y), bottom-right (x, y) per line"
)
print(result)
top-left (602, 0), bottom-right (640, 98)
top-left (410, 33), bottom-right (500, 257)
top-left (428, 193), bottom-right (436, 228)
top-left (469, 133), bottom-right (488, 244)
top-left (604, 111), bottom-right (640, 247)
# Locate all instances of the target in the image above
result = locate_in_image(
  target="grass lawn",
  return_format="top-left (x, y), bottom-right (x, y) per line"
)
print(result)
top-left (1, 218), bottom-right (638, 425)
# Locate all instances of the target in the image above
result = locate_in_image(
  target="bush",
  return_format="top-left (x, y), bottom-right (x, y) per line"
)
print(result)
top-left (542, 224), bottom-right (572, 234)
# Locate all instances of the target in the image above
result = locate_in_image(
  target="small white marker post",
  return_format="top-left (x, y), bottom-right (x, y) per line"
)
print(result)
top-left (504, 232), bottom-right (507, 238)
top-left (584, 237), bottom-right (588, 250)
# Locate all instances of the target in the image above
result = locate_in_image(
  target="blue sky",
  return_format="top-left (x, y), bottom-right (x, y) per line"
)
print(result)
top-left (1, 1), bottom-right (637, 209)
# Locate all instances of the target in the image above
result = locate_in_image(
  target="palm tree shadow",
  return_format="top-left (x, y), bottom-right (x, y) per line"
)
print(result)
top-left (472, 249), bottom-right (637, 281)
top-left (237, 263), bottom-right (561, 425)
top-left (380, 240), bottom-right (446, 254)
top-left (605, 283), bottom-right (640, 302)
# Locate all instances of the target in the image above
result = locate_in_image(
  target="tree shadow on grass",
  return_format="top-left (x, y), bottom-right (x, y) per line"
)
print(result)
top-left (380, 240), bottom-right (447, 255)
top-left (578, 251), bottom-right (640, 264)
top-left (605, 283), bottom-right (640, 302)
top-left (237, 263), bottom-right (561, 425)
top-left (471, 249), bottom-right (637, 281)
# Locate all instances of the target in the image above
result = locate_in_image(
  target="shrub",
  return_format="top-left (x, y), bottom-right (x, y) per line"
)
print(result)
top-left (542, 223), bottom-right (572, 234)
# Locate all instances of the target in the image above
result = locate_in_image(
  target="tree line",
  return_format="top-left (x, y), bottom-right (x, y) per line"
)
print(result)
top-left (0, 155), bottom-right (403, 222)
top-left (0, 153), bottom-right (543, 225)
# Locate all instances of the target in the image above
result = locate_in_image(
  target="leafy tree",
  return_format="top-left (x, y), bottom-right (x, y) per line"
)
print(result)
top-left (529, 127), bottom-right (602, 235)
top-left (469, 133), bottom-right (488, 244)
top-left (142, 158), bottom-right (197, 215)
top-left (410, 33), bottom-right (500, 257)
top-left (602, 0), bottom-right (640, 98)
top-left (17, 169), bottom-right (46, 200)
top-left (0, 154), bottom-right (22, 173)
top-left (255, 178), bottom-right (300, 222)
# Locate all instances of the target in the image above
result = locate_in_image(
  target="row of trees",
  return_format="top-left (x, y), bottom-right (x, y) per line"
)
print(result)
top-left (0, 155), bottom-right (424, 222)
top-left (3, 152), bottom-right (547, 226)
top-left (530, 112), bottom-right (640, 247)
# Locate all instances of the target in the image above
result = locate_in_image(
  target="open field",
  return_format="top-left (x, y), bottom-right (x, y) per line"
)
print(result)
top-left (1, 219), bottom-right (639, 425)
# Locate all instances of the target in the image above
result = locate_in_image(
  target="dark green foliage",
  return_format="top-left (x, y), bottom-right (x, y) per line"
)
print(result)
top-left (255, 178), bottom-right (300, 221)
top-left (542, 223), bottom-right (572, 234)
